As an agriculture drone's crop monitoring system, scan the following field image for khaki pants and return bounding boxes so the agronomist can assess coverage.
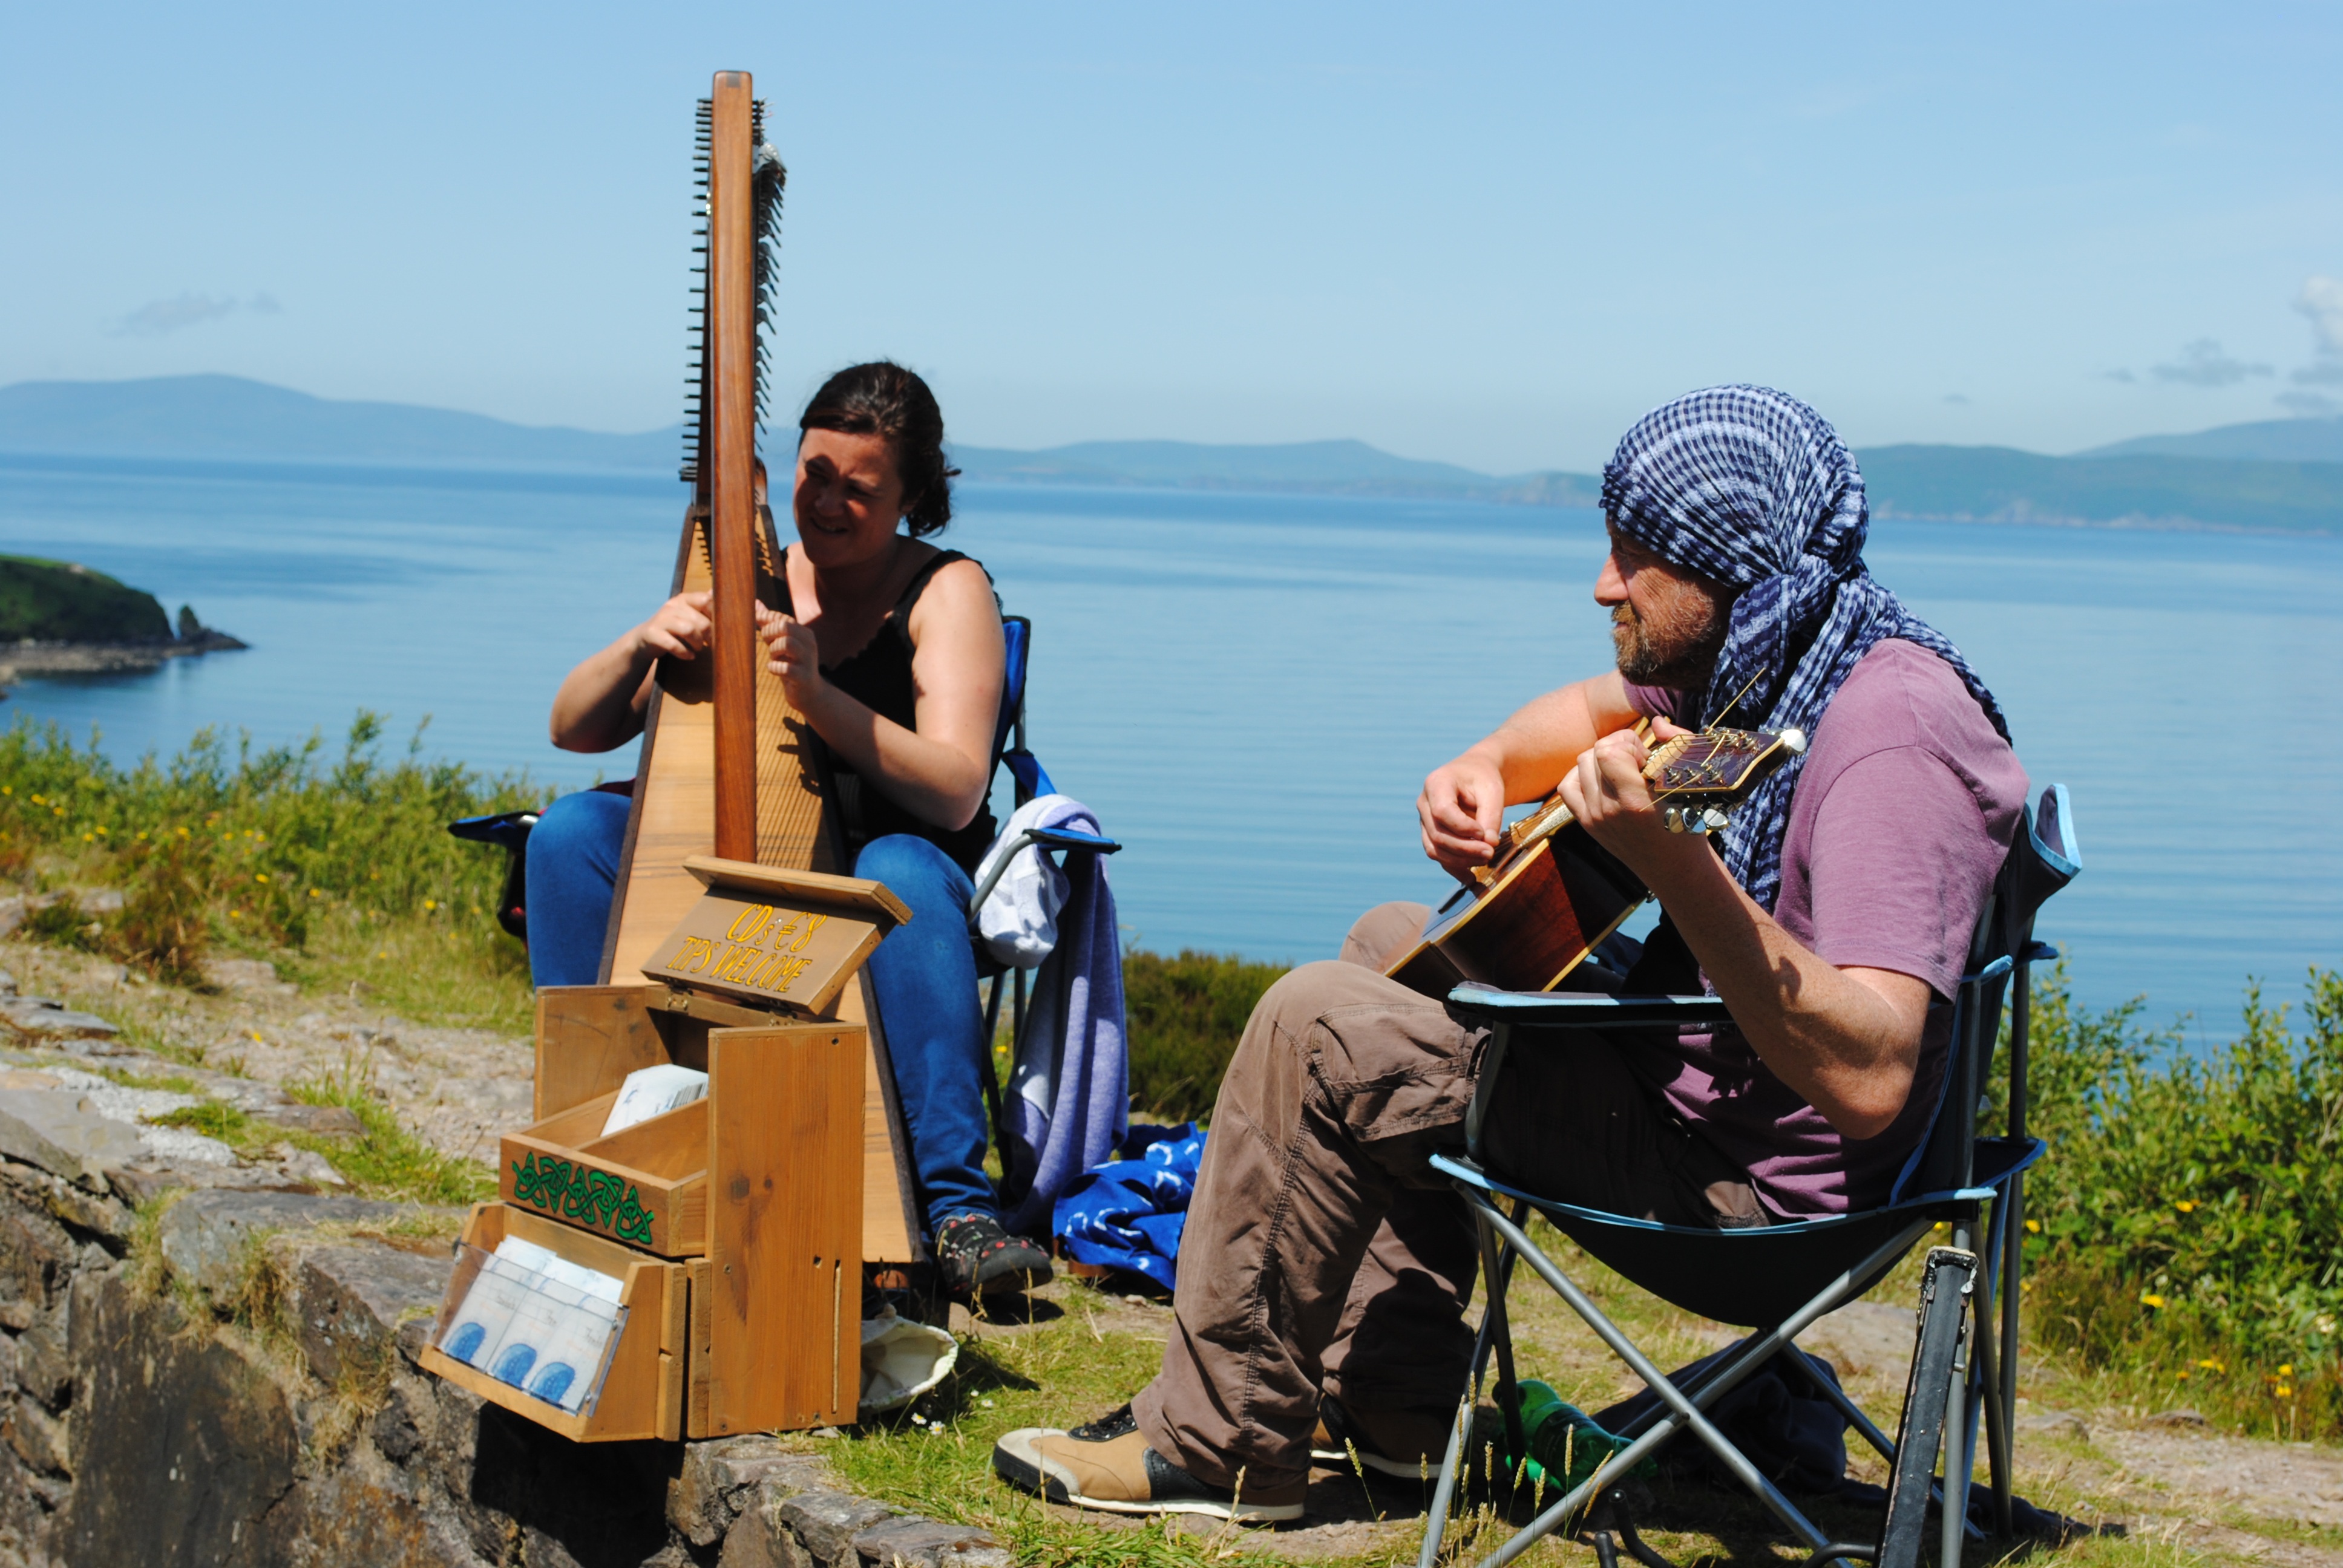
[1132,902,1760,1495]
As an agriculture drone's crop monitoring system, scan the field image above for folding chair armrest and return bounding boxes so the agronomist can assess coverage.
[2022,940,2058,964]
[1025,827,1121,853]
[1960,954,2016,988]
[966,827,1126,925]
[1446,986,1733,1030]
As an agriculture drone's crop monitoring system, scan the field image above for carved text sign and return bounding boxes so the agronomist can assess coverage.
[643,857,908,1017]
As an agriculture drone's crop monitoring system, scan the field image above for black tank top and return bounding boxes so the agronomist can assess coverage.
[775,545,1000,875]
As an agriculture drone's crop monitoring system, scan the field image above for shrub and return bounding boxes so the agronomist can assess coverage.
[0,711,546,1027]
[1121,947,1288,1122]
[2017,965,2343,1438]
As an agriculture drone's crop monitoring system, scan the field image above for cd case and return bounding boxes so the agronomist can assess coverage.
[431,1242,631,1417]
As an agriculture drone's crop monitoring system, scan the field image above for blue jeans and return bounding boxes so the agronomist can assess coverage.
[525,789,634,988]
[523,800,998,1231]
[854,834,997,1230]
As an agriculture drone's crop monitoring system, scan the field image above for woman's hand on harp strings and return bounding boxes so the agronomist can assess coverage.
[629,591,715,662]
[1418,752,1508,884]
[755,602,825,709]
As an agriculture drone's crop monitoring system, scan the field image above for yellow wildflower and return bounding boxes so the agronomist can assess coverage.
[2024,1218,2041,1233]
[176,826,188,837]
[2279,1364,2294,1376]
[2278,1386,2295,1399]
[2198,1358,2224,1371]
[424,898,437,911]
[93,825,106,835]
[81,833,93,842]
[2175,1368,2190,1379]
[135,831,147,841]
[308,888,321,899]
[2174,1200,2196,1213]
[254,873,268,883]
[2140,1293,2166,1309]
[248,1031,263,1044]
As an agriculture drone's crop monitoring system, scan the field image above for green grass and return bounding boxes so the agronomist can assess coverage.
[0,710,543,1032]
[1122,948,1288,1122]
[146,1069,493,1207]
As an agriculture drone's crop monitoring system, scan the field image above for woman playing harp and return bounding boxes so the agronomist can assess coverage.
[529,361,1053,1301]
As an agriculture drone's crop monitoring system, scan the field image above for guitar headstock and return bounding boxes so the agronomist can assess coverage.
[1642,725,1807,833]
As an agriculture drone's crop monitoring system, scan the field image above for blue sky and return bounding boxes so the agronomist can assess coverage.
[4,2,2339,473]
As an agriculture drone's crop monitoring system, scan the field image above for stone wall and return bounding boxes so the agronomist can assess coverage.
[0,1144,1003,1567]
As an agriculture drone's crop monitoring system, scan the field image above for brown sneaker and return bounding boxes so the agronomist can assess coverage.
[993,1405,1305,1523]
[1309,1395,1457,1479]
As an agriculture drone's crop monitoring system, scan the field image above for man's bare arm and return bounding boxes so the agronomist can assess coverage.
[1559,728,1932,1139]
[1417,671,1643,880]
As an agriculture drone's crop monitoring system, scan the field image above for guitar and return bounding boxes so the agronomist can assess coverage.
[1383,724,1808,998]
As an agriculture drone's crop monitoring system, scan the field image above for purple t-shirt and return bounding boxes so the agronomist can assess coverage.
[1624,639,2028,1217]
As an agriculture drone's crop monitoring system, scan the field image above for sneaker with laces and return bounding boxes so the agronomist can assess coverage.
[934,1212,1053,1298]
[993,1405,1305,1522]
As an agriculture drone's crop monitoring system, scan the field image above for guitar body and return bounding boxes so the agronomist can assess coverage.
[1384,823,1647,996]
[1384,723,1806,999]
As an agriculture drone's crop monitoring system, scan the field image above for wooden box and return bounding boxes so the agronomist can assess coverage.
[417,1203,687,1443]
[453,992,865,1438]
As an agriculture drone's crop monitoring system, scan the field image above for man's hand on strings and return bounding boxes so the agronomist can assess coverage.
[756,603,825,709]
[1558,718,1705,877]
[1418,753,1507,884]
[629,592,713,662]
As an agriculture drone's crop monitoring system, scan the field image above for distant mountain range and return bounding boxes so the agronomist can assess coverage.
[4,373,2340,532]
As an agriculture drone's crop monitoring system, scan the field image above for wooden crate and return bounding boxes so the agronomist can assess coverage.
[417,1203,687,1443]
[442,1007,864,1439]
[532,981,915,1264]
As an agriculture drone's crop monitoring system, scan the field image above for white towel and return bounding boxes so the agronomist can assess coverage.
[974,794,1083,969]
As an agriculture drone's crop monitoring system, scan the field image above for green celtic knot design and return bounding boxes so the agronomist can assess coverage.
[509,1151,656,1248]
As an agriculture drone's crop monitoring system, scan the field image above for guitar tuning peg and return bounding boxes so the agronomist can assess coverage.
[1780,728,1808,756]
[1700,806,1731,832]
[1662,806,1688,834]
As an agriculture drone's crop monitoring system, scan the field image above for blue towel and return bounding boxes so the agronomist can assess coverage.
[1052,1123,1207,1290]
[999,797,1129,1235]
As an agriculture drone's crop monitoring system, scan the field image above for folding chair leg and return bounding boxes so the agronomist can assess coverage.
[1417,1205,1526,1568]
[980,973,1009,1155]
[1474,1209,1528,1463]
[1879,1244,1977,1568]
[1993,1175,2026,1534]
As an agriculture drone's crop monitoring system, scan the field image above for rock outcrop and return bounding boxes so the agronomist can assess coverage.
[0,1036,1003,1568]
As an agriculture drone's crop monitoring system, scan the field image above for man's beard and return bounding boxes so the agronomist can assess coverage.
[1611,598,1727,688]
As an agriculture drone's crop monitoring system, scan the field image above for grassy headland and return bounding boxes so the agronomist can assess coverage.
[2,713,2336,1458]
[0,554,171,642]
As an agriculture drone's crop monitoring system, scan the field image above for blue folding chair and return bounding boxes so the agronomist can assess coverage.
[971,614,1122,1149]
[1416,785,2080,1568]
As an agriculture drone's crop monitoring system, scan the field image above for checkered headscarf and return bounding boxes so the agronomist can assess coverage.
[1601,385,2009,913]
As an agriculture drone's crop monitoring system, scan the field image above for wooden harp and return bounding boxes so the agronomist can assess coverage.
[594,71,922,1263]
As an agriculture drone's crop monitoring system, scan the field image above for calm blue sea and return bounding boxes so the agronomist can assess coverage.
[5,450,2338,1040]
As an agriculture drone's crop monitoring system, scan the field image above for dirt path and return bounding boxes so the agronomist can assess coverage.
[0,939,533,1167]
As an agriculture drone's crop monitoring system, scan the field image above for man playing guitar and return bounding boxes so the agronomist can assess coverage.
[994,386,2028,1521]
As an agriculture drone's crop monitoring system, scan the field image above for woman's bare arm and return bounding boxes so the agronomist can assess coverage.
[549,591,712,753]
